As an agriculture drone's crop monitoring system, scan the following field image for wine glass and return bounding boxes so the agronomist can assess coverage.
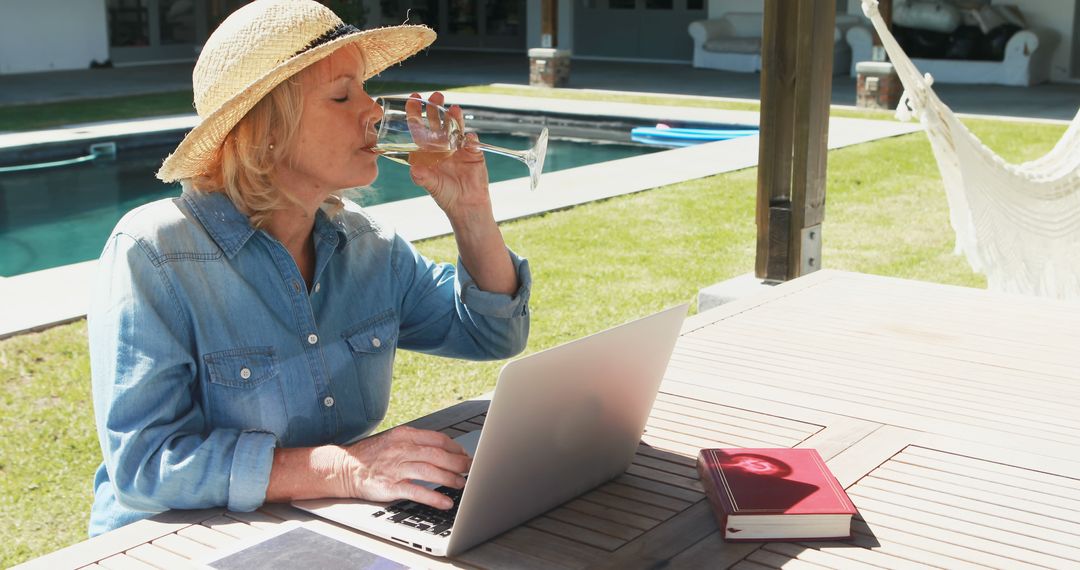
[373,96,549,192]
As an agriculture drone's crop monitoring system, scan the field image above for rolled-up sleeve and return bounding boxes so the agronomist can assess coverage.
[89,233,277,518]
[393,234,531,360]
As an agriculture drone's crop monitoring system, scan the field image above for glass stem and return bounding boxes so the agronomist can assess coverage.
[474,141,530,165]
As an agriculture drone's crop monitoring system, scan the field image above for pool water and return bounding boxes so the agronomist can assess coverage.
[0,133,661,277]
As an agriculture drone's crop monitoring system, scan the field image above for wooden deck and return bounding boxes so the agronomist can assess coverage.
[18,269,1080,569]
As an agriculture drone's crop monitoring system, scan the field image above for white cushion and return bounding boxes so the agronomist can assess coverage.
[703,37,761,54]
[894,0,961,33]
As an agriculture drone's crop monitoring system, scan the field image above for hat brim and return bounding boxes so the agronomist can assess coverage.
[157,25,435,182]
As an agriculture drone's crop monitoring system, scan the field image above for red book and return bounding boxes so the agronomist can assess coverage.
[696,448,857,542]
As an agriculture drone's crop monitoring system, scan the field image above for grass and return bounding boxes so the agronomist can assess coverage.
[0,81,448,132]
[0,88,1067,566]
[0,80,901,134]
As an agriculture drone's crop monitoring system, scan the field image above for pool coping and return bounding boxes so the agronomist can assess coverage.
[0,93,921,339]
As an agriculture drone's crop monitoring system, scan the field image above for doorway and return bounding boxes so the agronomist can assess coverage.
[379,0,526,51]
[573,0,705,62]
[107,0,247,65]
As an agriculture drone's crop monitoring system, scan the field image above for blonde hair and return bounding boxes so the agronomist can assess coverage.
[187,45,366,229]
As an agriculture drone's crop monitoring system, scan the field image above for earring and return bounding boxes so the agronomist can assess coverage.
[268,143,275,150]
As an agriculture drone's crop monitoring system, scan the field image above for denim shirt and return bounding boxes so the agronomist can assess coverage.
[87,189,531,536]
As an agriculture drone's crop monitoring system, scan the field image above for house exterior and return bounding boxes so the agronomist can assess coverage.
[1,0,1077,82]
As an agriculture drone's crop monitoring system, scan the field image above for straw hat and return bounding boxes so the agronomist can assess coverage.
[157,0,435,182]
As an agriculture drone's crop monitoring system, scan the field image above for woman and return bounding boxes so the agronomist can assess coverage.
[87,0,530,536]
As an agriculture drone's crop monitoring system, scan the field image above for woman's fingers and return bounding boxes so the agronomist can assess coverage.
[395,481,456,510]
[395,426,471,456]
[400,461,467,489]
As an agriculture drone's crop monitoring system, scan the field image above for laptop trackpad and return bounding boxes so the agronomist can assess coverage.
[415,430,480,490]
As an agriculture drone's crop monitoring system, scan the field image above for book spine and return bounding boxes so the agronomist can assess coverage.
[696,453,730,535]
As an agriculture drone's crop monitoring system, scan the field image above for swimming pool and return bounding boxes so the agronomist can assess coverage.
[0,132,662,277]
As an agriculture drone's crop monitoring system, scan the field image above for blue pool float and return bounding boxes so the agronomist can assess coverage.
[631,126,758,147]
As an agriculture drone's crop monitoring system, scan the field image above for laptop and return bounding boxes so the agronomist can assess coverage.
[293,303,689,557]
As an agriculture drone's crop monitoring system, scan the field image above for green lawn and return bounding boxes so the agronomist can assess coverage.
[0,91,1066,566]
[0,81,448,133]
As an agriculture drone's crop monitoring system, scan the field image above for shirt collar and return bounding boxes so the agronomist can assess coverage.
[182,189,354,257]
[181,189,256,259]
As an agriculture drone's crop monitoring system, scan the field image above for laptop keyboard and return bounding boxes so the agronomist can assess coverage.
[371,485,462,537]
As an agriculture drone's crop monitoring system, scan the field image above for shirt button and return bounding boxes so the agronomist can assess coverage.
[314,282,321,293]
[371,337,381,348]
[239,367,251,380]
[292,281,302,294]
[307,334,319,345]
[323,396,335,407]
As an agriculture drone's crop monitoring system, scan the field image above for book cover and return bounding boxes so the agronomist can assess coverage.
[697,448,857,542]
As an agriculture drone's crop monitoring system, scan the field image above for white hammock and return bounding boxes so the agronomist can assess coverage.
[861,0,1080,300]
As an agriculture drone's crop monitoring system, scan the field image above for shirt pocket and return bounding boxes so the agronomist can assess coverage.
[203,346,289,439]
[343,310,399,423]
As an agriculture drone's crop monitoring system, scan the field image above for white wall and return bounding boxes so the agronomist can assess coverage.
[0,0,109,74]
[1003,0,1075,81]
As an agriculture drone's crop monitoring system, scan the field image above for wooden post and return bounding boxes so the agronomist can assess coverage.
[873,0,892,56]
[540,0,558,48]
[755,0,835,282]
[531,0,570,87]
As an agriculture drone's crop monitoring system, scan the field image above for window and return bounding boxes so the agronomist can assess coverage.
[159,0,196,45]
[107,0,149,47]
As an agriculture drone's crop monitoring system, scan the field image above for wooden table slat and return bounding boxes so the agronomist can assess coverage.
[853,493,1080,564]
[667,346,1080,437]
[579,489,680,521]
[854,510,1050,570]
[200,514,266,540]
[841,527,990,570]
[650,397,817,439]
[94,554,157,570]
[870,463,1080,516]
[149,534,215,560]
[123,544,204,570]
[633,442,698,466]
[855,476,1080,536]
[630,453,700,480]
[560,497,661,530]
[896,447,1080,499]
[648,406,810,445]
[745,545,836,569]
[176,524,238,550]
[543,505,644,541]
[849,484,1080,552]
[612,473,703,504]
[797,539,941,570]
[491,526,606,568]
[455,540,575,570]
[674,332,1080,410]
[597,500,716,569]
[224,509,289,530]
[624,463,703,493]
[526,517,626,551]
[663,534,761,569]
[763,542,883,570]
[654,391,822,432]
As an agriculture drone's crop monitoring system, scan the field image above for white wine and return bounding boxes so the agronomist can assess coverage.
[372,143,454,168]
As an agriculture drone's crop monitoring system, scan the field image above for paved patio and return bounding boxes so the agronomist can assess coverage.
[1,51,1078,121]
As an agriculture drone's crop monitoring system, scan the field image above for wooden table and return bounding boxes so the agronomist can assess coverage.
[19,270,1080,569]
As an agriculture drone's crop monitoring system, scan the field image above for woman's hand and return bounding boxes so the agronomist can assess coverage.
[266,426,472,510]
[405,91,491,224]
[400,91,518,296]
[334,426,472,509]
